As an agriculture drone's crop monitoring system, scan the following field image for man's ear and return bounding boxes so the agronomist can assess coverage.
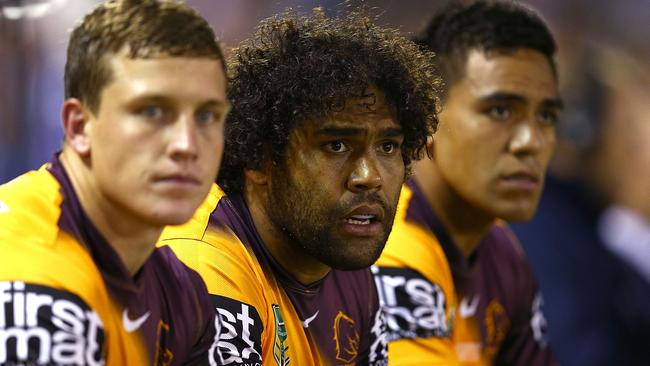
[425,134,435,160]
[244,169,269,186]
[61,98,92,157]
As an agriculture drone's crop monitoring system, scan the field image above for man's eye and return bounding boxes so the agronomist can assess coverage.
[324,141,348,153]
[141,106,164,120]
[378,141,398,154]
[487,106,511,121]
[537,110,559,125]
[196,110,217,125]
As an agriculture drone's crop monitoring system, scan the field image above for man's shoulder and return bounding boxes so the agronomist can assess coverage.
[379,217,451,283]
[0,225,110,303]
[0,166,63,244]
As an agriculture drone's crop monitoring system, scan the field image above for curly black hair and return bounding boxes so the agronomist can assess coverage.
[218,8,441,195]
[415,0,557,94]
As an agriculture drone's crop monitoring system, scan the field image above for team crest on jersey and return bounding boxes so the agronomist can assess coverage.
[483,299,510,360]
[271,304,290,366]
[0,281,106,365]
[372,266,451,341]
[333,311,360,363]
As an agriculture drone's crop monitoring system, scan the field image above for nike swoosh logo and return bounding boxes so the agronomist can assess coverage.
[301,310,319,328]
[0,199,8,214]
[122,309,150,333]
[459,295,479,318]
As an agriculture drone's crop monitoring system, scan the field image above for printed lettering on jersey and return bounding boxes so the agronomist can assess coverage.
[372,266,451,341]
[367,307,388,366]
[210,295,263,366]
[0,281,106,365]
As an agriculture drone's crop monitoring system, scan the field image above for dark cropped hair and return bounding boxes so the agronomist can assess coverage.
[218,8,442,195]
[65,0,224,113]
[415,0,557,94]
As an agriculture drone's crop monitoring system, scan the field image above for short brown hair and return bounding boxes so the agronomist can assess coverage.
[64,0,224,113]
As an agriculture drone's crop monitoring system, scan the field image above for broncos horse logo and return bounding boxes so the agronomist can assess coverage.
[333,311,360,364]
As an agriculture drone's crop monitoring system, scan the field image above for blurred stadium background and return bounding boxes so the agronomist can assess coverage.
[1,0,648,183]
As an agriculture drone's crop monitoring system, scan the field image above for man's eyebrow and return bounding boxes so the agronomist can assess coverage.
[201,99,232,110]
[315,127,366,137]
[541,98,564,110]
[478,92,527,104]
[478,92,564,110]
[127,94,231,109]
[314,126,403,137]
[380,127,404,137]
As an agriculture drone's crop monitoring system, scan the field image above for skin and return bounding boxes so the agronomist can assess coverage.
[245,87,406,284]
[415,49,562,256]
[60,53,229,274]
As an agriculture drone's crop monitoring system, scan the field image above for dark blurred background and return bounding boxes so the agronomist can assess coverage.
[1,0,648,183]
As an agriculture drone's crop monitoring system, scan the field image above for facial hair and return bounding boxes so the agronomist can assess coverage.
[266,166,396,271]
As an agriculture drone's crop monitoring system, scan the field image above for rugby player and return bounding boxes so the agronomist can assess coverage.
[0,1,229,364]
[374,1,562,365]
[159,8,441,365]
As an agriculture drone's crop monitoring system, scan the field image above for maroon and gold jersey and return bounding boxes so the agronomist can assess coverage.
[0,156,217,365]
[160,184,388,366]
[375,181,555,366]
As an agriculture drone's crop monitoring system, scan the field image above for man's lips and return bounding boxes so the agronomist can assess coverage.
[343,204,385,223]
[498,171,541,191]
[340,204,385,236]
[153,173,202,186]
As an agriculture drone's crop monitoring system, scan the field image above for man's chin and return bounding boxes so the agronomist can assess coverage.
[144,206,197,227]
[497,208,537,223]
[322,245,386,271]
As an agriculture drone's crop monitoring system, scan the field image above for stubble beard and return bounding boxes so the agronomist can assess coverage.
[266,169,395,272]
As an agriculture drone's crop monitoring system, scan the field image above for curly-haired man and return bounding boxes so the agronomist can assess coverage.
[374,1,562,365]
[160,8,440,366]
[0,1,229,364]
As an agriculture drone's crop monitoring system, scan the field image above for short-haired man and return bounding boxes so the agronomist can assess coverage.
[374,1,562,365]
[0,1,229,364]
[159,9,440,365]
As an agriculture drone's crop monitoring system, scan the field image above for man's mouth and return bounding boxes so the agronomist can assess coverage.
[345,214,377,225]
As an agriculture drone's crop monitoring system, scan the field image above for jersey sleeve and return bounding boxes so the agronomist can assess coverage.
[161,229,268,366]
[374,221,459,365]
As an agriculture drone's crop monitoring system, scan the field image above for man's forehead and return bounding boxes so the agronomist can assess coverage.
[329,85,393,116]
[462,48,559,101]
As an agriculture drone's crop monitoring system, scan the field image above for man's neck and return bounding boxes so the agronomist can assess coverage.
[414,159,494,258]
[60,150,161,276]
[244,185,330,285]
